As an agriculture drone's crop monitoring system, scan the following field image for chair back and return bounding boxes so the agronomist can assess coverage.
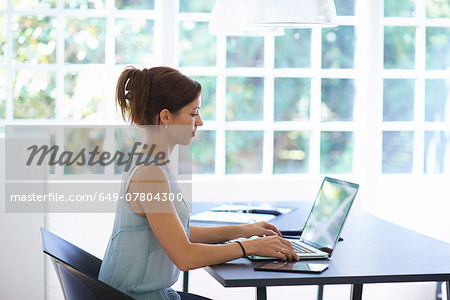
[40,228,134,300]
[41,228,101,277]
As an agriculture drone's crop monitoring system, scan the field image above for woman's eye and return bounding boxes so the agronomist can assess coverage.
[191,114,198,117]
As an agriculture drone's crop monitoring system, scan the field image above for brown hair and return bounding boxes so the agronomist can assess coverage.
[116,66,201,125]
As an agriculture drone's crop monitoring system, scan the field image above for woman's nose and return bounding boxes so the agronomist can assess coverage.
[196,114,203,127]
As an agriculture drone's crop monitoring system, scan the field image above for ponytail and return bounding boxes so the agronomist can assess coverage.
[116,66,153,125]
[115,66,201,125]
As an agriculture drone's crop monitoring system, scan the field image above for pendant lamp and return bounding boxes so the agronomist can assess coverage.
[208,0,285,36]
[247,0,337,28]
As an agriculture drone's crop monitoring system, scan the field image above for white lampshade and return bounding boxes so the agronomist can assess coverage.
[247,0,337,28]
[209,0,285,36]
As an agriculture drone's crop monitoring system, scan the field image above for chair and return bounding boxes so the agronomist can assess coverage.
[40,228,134,300]
[41,228,211,300]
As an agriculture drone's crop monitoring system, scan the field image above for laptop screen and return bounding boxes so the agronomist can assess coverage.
[300,177,359,253]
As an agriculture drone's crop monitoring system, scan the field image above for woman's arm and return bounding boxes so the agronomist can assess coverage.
[143,212,296,271]
[189,225,243,244]
[128,165,298,271]
[189,222,282,244]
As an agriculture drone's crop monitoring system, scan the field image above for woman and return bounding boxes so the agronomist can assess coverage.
[99,66,298,300]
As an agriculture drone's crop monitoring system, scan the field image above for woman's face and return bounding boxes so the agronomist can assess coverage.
[168,96,203,145]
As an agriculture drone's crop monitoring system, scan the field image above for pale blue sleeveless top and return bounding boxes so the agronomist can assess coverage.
[99,157,190,300]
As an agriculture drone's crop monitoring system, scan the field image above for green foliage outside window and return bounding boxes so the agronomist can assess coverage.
[2,0,448,175]
[274,78,310,121]
[425,79,449,122]
[334,0,355,16]
[321,79,354,121]
[64,128,105,174]
[179,0,214,12]
[0,15,6,64]
[273,131,310,174]
[426,0,450,18]
[383,79,414,122]
[226,77,263,121]
[13,16,56,64]
[0,71,5,119]
[191,131,216,174]
[226,131,263,174]
[384,0,416,17]
[65,0,105,9]
[426,27,450,70]
[14,71,56,119]
[115,0,154,10]
[179,21,216,67]
[13,0,55,8]
[65,17,106,64]
[322,26,355,69]
[382,131,414,173]
[275,29,311,68]
[227,36,264,68]
[320,132,354,174]
[384,26,416,69]
[191,76,216,121]
[115,18,154,64]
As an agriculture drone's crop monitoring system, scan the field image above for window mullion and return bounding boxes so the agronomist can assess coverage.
[263,35,274,176]
[413,0,427,175]
[216,35,226,176]
[156,0,178,67]
[353,0,367,181]
[359,0,384,213]
[6,0,13,121]
[104,1,115,66]
[309,27,322,175]
[55,0,64,121]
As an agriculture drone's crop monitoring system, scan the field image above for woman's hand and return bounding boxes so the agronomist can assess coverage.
[242,235,299,261]
[239,221,282,239]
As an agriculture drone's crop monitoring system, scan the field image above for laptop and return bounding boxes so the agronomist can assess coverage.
[248,177,359,260]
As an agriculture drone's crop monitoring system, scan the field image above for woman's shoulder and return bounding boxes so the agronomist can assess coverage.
[131,163,169,183]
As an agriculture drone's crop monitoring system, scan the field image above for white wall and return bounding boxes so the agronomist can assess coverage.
[0,137,45,300]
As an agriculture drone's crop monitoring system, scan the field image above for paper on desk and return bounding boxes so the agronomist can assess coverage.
[212,204,292,214]
[190,211,274,224]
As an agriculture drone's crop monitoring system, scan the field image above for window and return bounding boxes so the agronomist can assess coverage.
[3,0,448,179]
[1,0,156,124]
[179,0,359,177]
[382,0,450,175]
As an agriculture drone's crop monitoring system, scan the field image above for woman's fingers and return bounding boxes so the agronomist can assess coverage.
[263,229,278,236]
[263,222,282,237]
[251,235,299,261]
[275,237,298,261]
[276,236,295,250]
[274,250,287,261]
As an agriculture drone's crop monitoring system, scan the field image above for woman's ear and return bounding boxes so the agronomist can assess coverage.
[159,109,171,125]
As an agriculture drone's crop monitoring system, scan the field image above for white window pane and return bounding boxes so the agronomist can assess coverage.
[382,131,414,173]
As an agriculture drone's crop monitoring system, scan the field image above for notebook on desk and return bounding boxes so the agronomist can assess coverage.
[248,177,359,260]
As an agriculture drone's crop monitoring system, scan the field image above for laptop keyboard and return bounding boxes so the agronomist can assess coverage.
[291,241,315,254]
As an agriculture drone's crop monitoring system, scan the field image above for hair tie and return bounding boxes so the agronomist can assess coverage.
[124,70,137,100]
